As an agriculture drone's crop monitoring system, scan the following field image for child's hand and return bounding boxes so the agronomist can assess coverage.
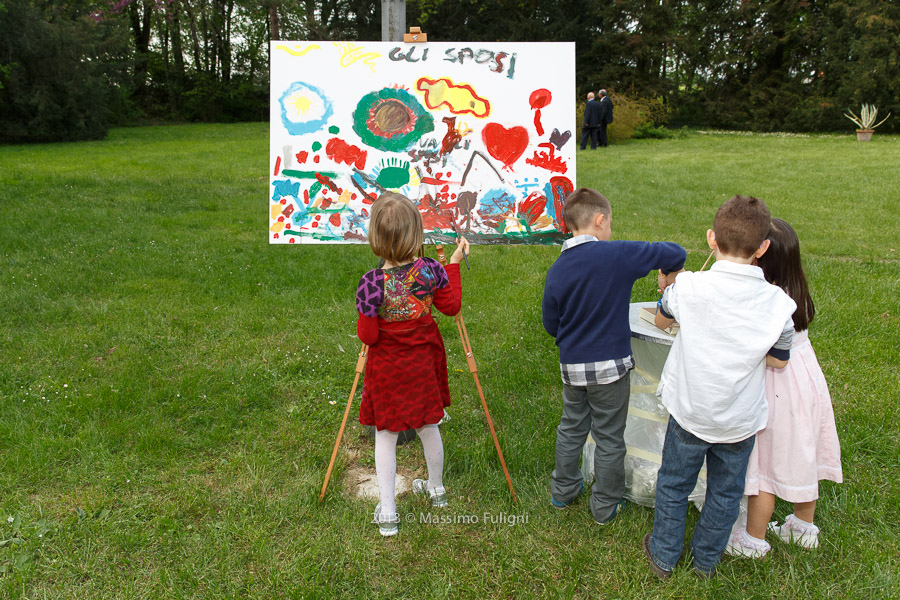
[450,237,470,265]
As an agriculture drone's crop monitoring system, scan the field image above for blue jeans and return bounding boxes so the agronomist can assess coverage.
[648,417,755,575]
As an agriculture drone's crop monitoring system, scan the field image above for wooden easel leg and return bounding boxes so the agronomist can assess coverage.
[319,344,368,502]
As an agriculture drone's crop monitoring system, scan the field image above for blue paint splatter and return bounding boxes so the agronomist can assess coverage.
[272,179,301,202]
[543,182,558,223]
[279,81,334,136]
[345,209,369,235]
[479,188,515,218]
[291,203,314,228]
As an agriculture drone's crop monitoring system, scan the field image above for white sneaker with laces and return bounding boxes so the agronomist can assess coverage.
[412,479,448,508]
[769,514,819,549]
[725,527,771,559]
[373,502,400,537]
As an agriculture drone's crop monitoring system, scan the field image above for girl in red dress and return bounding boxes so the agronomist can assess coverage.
[356,192,469,536]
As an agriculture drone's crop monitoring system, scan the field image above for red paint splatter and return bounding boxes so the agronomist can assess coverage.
[280,198,287,205]
[419,193,456,230]
[525,142,568,174]
[289,238,295,243]
[482,123,529,169]
[313,155,320,163]
[529,89,552,109]
[274,233,280,239]
[282,204,294,218]
[362,208,369,217]
[277,215,284,222]
[312,221,319,228]
[550,175,574,233]
[285,223,291,229]
[362,194,376,205]
[325,138,368,170]
[320,197,333,210]
[296,151,308,164]
[274,156,282,176]
[329,213,341,226]
[519,192,547,225]
[315,172,339,193]
[351,193,357,200]
[529,89,552,136]
[303,189,310,204]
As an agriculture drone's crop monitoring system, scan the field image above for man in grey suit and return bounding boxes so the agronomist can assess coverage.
[580,92,602,150]
[597,89,614,148]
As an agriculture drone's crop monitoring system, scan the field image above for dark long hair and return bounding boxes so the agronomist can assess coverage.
[757,218,815,331]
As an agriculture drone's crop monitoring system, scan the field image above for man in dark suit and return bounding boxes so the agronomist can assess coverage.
[597,89,613,148]
[580,92,602,150]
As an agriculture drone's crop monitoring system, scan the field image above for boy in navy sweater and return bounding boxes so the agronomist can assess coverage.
[542,188,686,524]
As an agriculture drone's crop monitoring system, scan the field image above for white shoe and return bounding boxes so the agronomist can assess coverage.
[725,527,771,559]
[373,503,399,537]
[769,514,819,549]
[412,479,448,508]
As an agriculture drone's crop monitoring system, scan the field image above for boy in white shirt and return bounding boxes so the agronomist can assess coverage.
[642,195,796,579]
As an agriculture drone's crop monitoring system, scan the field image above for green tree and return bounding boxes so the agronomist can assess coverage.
[0,0,128,142]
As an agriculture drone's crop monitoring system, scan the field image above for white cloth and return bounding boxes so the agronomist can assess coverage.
[657,260,796,443]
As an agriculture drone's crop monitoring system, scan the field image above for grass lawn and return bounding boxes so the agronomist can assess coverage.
[1,124,898,598]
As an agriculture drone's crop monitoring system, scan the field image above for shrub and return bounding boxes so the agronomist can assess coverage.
[632,123,677,139]
[575,92,670,144]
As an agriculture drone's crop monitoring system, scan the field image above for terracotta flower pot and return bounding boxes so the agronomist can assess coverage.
[856,129,874,142]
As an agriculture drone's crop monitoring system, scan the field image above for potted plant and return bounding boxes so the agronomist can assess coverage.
[844,104,892,141]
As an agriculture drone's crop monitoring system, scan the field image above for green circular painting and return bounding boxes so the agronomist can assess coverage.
[352,87,434,152]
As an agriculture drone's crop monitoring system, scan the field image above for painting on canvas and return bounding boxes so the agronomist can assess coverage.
[269,41,576,244]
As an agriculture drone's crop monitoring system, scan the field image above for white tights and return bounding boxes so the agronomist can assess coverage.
[375,424,444,517]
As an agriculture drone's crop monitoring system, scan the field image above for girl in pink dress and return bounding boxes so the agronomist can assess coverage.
[727,218,843,558]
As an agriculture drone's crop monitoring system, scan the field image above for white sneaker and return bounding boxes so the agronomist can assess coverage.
[725,527,771,559]
[412,479,448,508]
[373,503,399,537]
[769,514,819,549]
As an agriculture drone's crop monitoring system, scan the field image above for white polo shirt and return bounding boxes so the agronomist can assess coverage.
[657,260,796,443]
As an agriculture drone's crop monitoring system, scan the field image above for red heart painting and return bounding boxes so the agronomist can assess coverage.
[482,123,529,168]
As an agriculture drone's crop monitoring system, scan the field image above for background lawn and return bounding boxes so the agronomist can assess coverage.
[1,124,898,598]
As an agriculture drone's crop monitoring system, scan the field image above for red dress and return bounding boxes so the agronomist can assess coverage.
[356,257,461,432]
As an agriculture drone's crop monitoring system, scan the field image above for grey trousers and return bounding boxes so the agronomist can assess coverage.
[551,375,630,522]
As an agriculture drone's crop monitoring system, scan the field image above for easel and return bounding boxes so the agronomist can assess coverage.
[320,24,517,499]
[319,240,518,503]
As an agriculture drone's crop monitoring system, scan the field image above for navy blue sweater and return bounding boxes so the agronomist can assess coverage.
[542,239,686,364]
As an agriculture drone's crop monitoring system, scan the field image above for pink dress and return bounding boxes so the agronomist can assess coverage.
[745,329,843,502]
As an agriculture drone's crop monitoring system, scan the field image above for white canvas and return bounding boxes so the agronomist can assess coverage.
[269,41,576,244]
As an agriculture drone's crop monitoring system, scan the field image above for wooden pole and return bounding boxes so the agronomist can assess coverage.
[700,249,715,272]
[319,344,369,502]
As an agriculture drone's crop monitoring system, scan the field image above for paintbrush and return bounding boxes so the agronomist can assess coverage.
[452,224,470,270]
